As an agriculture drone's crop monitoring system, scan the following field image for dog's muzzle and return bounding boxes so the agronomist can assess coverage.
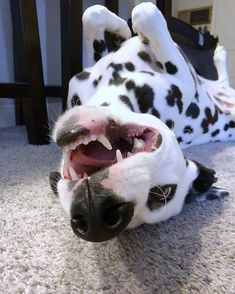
[70,178,134,242]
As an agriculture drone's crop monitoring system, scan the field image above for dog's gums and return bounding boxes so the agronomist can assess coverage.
[61,123,162,180]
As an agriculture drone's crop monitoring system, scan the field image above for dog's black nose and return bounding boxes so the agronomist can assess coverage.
[70,179,134,242]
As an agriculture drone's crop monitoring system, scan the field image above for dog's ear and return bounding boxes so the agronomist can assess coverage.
[192,160,218,193]
[49,171,61,196]
[186,160,228,203]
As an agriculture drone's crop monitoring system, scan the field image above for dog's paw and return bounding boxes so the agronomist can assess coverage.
[202,186,229,201]
[49,171,61,196]
[186,186,229,203]
[132,2,166,38]
[214,45,227,64]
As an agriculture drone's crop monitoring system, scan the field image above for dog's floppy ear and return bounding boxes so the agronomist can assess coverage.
[49,171,61,196]
[186,160,228,203]
[192,160,218,193]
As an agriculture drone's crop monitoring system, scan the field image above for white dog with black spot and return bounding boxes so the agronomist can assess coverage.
[51,3,233,242]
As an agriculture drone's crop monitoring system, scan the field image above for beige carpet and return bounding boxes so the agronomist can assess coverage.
[0,126,234,294]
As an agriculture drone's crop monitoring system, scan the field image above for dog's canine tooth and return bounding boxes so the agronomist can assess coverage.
[69,142,78,150]
[98,135,112,150]
[63,150,71,167]
[116,149,124,162]
[69,166,79,180]
[83,172,91,180]
[134,138,144,149]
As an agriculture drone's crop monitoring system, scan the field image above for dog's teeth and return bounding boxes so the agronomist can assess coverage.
[63,150,71,167]
[69,167,79,181]
[134,138,144,149]
[70,143,78,150]
[116,149,124,162]
[127,152,133,157]
[90,135,97,141]
[98,135,112,150]
[83,137,90,145]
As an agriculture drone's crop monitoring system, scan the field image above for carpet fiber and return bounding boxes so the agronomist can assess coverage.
[0,126,234,293]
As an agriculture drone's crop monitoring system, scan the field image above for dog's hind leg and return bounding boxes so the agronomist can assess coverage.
[83,5,131,67]
[132,3,196,98]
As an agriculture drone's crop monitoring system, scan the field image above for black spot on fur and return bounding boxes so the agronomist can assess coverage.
[211,129,220,137]
[177,137,183,143]
[119,95,134,111]
[104,31,126,52]
[93,39,106,54]
[93,75,102,87]
[183,125,193,134]
[125,80,136,91]
[165,119,174,129]
[113,63,123,71]
[140,71,154,76]
[165,61,178,74]
[71,94,81,107]
[101,102,110,107]
[109,72,126,86]
[166,85,183,113]
[156,61,163,70]
[125,62,135,71]
[93,80,98,87]
[142,39,149,45]
[75,71,90,80]
[138,51,152,63]
[151,108,161,119]
[108,62,123,72]
[201,107,218,134]
[195,91,199,101]
[147,184,177,210]
[224,121,235,131]
[185,103,200,119]
[134,84,154,113]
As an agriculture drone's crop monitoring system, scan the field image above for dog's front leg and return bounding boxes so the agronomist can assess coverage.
[132,3,195,98]
[83,5,131,66]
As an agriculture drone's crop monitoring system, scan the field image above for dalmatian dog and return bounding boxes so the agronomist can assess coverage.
[51,3,234,242]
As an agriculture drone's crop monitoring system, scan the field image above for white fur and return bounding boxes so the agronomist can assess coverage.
[53,3,234,229]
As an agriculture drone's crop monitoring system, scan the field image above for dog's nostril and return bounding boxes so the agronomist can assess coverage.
[71,215,89,234]
[103,204,124,227]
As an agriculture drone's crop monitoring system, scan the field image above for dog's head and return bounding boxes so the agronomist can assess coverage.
[51,105,198,242]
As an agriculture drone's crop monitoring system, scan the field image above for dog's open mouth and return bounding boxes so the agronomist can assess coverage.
[61,121,162,180]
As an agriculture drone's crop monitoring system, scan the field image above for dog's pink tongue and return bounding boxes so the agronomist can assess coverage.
[70,142,116,175]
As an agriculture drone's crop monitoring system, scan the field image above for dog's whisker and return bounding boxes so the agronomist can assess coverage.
[149,184,168,206]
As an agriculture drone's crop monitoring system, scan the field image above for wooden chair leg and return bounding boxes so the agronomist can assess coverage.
[20,0,49,144]
[10,0,26,125]
[60,0,83,112]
